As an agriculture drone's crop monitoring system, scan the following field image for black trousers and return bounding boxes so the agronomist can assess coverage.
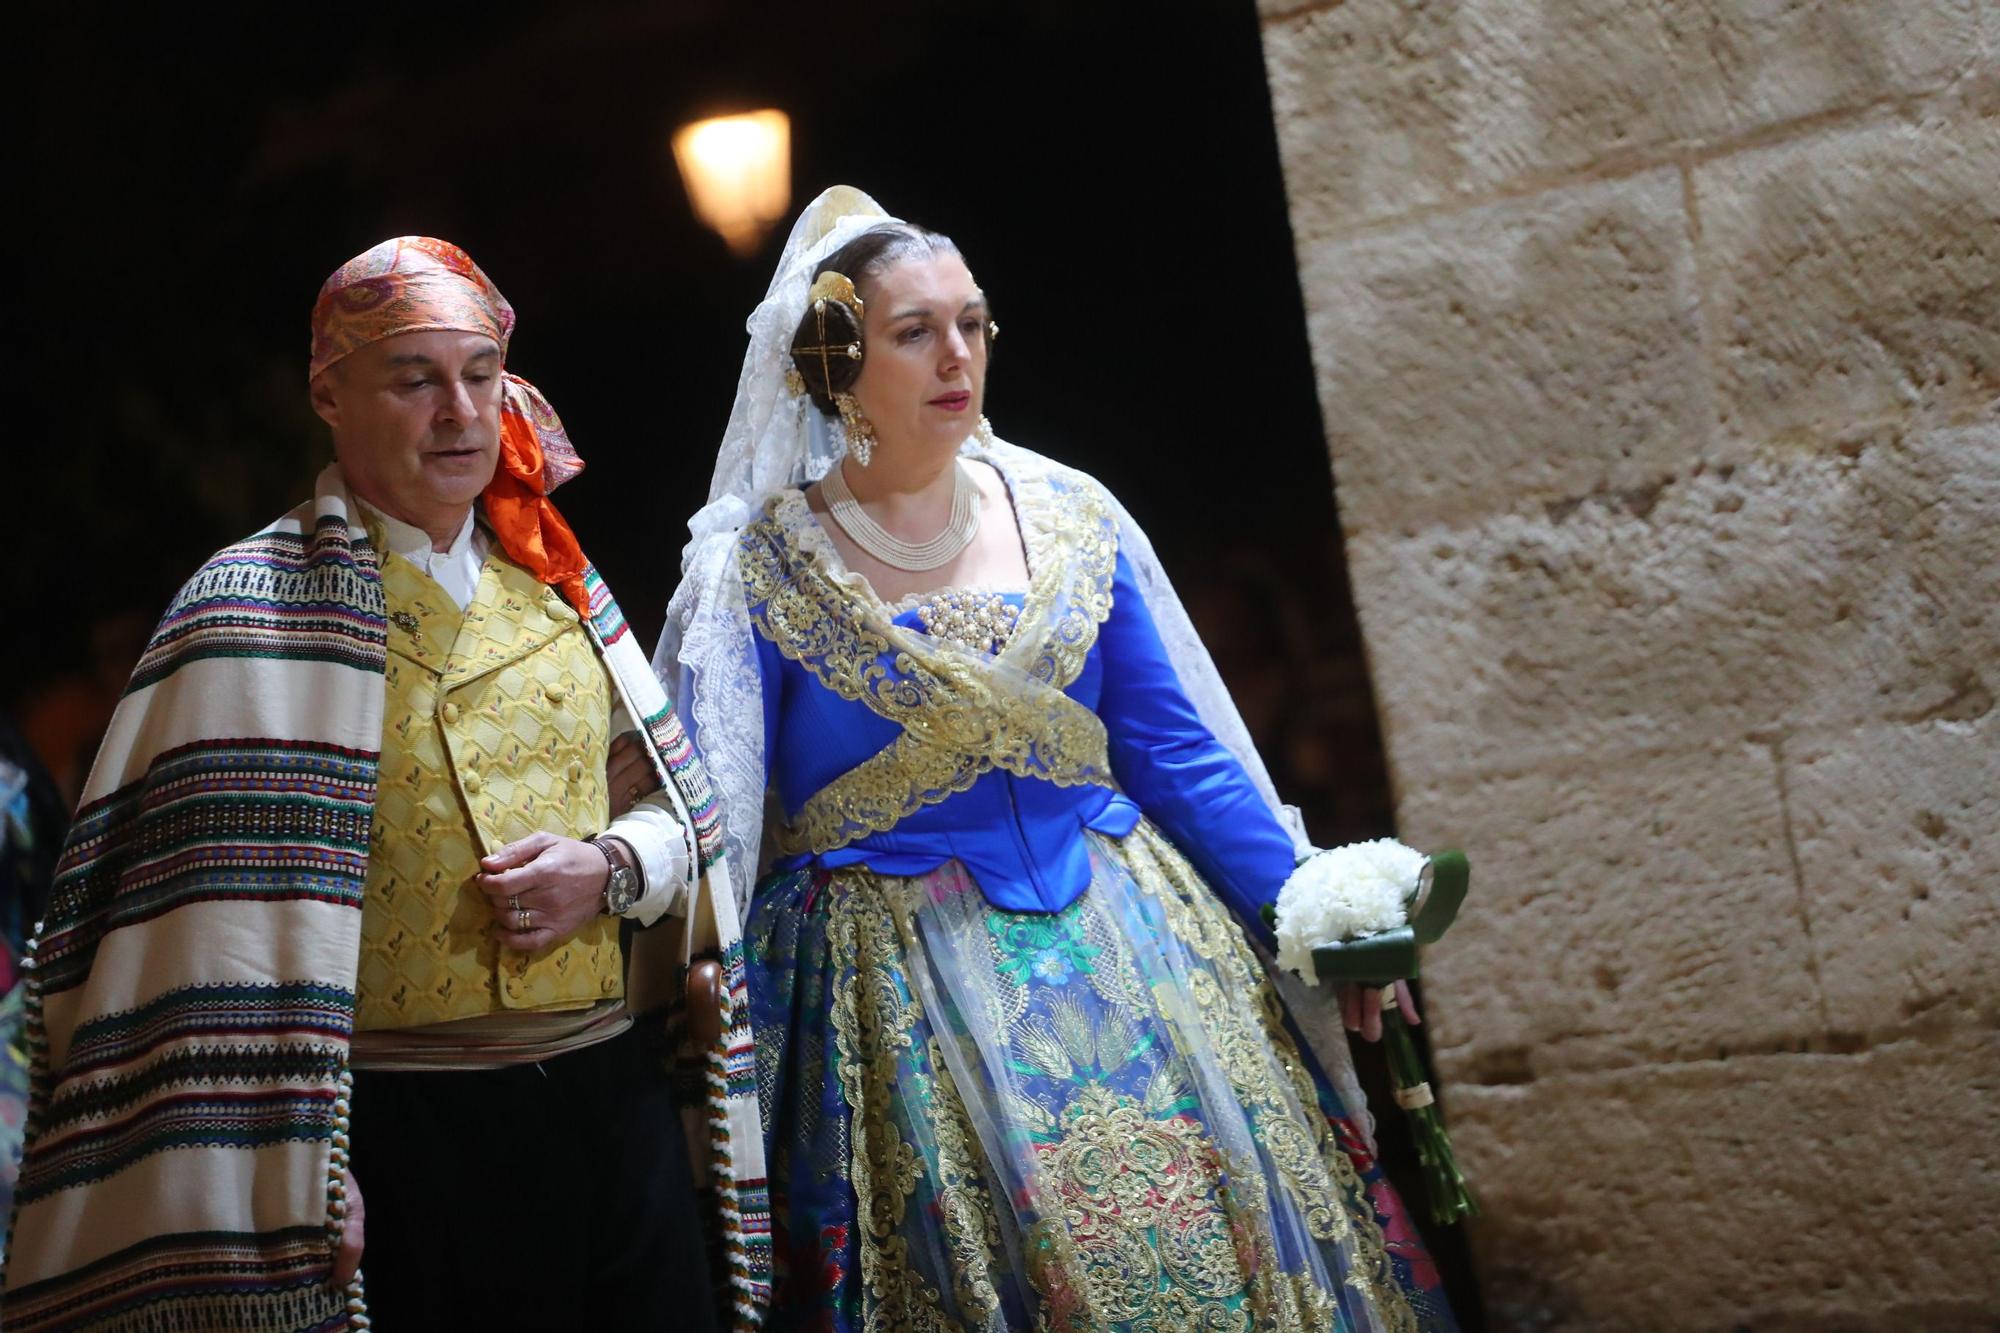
[347,1020,718,1330]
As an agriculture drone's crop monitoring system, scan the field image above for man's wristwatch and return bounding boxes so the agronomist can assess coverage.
[590,836,642,916]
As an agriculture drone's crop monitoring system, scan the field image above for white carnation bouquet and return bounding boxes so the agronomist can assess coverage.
[1266,840,1478,1226]
[1274,838,1431,985]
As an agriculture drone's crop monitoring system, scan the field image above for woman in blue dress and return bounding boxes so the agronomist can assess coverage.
[660,187,1454,1333]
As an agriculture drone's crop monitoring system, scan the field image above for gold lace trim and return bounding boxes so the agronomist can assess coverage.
[779,667,1114,857]
[1120,829,1419,1328]
[826,878,1002,1328]
[741,456,1121,856]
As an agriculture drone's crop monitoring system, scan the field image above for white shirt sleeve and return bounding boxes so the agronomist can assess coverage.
[604,799,692,925]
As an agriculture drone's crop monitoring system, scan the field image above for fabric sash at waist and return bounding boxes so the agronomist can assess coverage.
[349,1000,632,1071]
[774,664,1115,858]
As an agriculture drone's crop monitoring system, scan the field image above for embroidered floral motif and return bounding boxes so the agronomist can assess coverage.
[1030,1085,1245,1325]
[990,911,1101,987]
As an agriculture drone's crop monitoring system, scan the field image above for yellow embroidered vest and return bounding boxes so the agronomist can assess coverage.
[355,540,623,1031]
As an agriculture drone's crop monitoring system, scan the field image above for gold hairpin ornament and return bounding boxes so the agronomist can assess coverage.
[807,270,865,322]
[797,270,866,391]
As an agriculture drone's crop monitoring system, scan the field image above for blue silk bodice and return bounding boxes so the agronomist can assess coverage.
[724,474,1298,934]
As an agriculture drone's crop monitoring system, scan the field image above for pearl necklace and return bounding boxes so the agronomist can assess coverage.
[821,460,982,572]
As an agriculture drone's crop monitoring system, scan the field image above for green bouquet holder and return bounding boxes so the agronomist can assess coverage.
[1265,849,1478,1227]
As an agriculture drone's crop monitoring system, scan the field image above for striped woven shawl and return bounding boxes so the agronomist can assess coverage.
[3,466,768,1331]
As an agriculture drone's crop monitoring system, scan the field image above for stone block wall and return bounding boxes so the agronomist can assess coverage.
[1259,2,1998,1327]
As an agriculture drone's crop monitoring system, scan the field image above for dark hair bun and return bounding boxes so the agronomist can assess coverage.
[789,283,864,416]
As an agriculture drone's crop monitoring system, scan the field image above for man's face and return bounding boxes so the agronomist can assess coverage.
[310,329,505,536]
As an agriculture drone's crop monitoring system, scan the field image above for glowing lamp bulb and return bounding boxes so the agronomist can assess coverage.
[672,110,792,258]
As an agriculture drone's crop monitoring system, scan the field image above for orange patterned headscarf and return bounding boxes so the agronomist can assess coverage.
[310,237,591,612]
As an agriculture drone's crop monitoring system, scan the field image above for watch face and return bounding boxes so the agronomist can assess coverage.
[609,866,638,913]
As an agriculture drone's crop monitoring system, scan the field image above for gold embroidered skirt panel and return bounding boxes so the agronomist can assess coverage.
[747,823,1454,1333]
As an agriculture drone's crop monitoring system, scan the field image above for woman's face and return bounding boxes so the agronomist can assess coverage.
[850,253,989,461]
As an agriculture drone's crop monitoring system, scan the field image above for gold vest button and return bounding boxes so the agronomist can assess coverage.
[462,769,482,794]
[504,977,523,999]
[441,701,461,725]
[568,761,584,784]
[546,684,569,704]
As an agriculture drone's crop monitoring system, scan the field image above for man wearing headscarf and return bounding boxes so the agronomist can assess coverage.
[4,239,768,1331]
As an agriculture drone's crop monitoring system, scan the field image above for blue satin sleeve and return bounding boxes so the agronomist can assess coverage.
[756,628,783,790]
[1096,548,1298,938]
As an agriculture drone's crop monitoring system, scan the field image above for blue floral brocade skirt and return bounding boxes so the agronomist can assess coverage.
[746,821,1456,1333]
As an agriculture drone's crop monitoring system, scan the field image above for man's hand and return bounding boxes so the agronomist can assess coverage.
[332,1169,364,1285]
[477,831,609,952]
[1338,980,1422,1043]
[607,731,662,818]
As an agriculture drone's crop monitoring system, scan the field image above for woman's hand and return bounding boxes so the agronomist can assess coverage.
[1339,980,1421,1043]
[332,1169,364,1284]
[477,832,610,952]
[607,731,661,818]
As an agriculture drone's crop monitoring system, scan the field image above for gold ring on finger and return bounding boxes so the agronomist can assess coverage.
[516,908,532,931]
[509,895,522,912]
